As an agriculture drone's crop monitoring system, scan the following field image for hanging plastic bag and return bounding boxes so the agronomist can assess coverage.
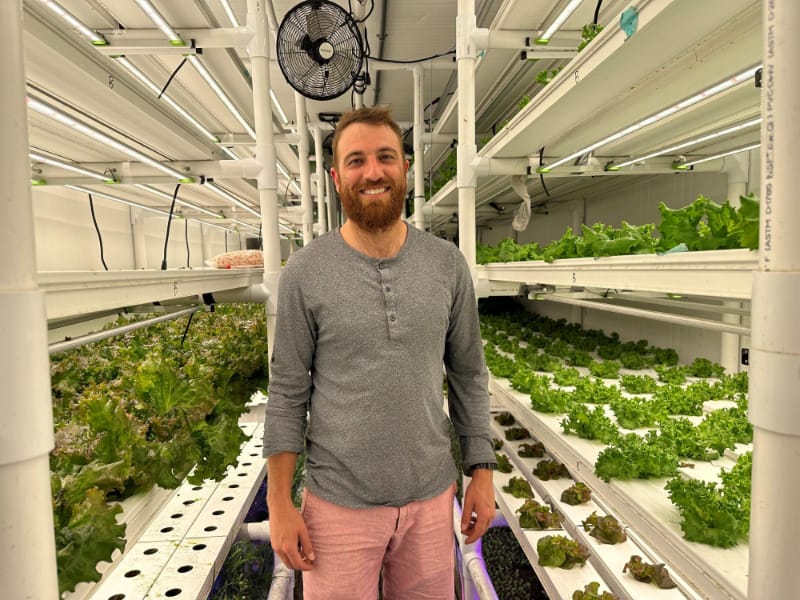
[510,174,531,231]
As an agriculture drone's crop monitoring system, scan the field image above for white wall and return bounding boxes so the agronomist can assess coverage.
[31,187,246,270]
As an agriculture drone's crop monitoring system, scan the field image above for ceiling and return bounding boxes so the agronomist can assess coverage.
[21,0,763,239]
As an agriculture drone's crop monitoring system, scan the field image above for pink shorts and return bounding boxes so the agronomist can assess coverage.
[300,484,456,599]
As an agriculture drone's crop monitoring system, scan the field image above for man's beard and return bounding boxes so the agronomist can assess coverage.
[339,178,406,232]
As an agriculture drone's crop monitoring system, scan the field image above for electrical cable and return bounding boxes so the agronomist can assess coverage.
[160,183,181,270]
[370,49,455,64]
[87,193,109,270]
[180,310,195,347]
[538,147,551,197]
[593,0,603,25]
[348,0,375,23]
[185,218,190,268]
[158,57,188,99]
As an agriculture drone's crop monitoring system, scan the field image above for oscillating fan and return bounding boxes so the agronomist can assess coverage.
[276,0,364,101]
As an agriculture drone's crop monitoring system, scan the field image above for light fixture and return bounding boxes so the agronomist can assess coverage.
[609,118,762,170]
[220,0,240,27]
[115,57,220,143]
[65,184,171,216]
[679,143,761,168]
[221,146,240,160]
[540,65,762,173]
[36,0,108,45]
[204,180,260,217]
[133,0,185,46]
[230,217,260,231]
[135,184,224,218]
[188,56,256,139]
[29,151,116,183]
[537,0,583,43]
[276,161,292,179]
[28,96,192,181]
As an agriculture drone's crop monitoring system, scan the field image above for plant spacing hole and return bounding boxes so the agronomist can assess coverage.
[124,570,140,578]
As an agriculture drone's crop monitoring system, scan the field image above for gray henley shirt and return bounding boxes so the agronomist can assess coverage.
[263,224,494,508]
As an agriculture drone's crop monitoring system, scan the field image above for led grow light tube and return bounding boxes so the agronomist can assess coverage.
[537,0,583,43]
[116,57,219,143]
[230,217,260,231]
[610,118,762,169]
[188,55,256,139]
[204,181,260,217]
[36,0,108,45]
[29,152,114,182]
[276,160,301,194]
[133,0,185,45]
[28,96,191,181]
[220,0,240,27]
[134,184,224,218]
[270,90,290,126]
[680,143,761,168]
[541,65,761,172]
[65,184,171,215]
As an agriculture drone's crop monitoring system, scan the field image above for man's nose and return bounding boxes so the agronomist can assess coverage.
[363,156,383,180]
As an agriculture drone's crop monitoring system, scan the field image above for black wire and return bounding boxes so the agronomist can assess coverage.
[225,231,228,252]
[185,218,190,268]
[538,147,551,197]
[161,183,181,270]
[258,222,263,250]
[593,0,603,25]
[158,57,188,99]
[370,49,456,64]
[180,311,195,347]
[348,0,375,23]
[87,193,109,271]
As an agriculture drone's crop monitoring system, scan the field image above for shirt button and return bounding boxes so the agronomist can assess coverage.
[385,286,391,292]
[378,263,385,270]
[389,314,396,321]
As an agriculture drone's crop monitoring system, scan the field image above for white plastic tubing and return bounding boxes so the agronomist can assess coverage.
[247,0,281,364]
[452,497,500,600]
[747,1,800,598]
[0,1,59,598]
[294,93,314,245]
[456,0,479,272]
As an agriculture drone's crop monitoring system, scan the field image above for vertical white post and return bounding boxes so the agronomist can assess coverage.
[248,0,281,363]
[0,1,59,598]
[413,66,426,230]
[456,0,478,272]
[748,2,800,598]
[294,93,314,245]
[720,158,749,372]
[312,125,328,234]
[130,207,148,269]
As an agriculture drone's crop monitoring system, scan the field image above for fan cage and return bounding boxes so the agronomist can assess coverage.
[276,0,364,101]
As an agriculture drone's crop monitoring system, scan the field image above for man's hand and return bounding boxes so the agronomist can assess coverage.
[460,469,496,544]
[268,499,316,571]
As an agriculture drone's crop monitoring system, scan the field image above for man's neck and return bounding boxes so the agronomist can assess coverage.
[340,219,408,259]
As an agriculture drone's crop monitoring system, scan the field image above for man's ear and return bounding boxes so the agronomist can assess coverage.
[330,167,340,192]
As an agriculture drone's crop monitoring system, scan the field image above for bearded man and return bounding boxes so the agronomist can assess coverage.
[263,106,496,600]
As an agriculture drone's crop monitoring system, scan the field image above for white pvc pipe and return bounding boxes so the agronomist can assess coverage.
[720,172,749,373]
[452,497,499,600]
[0,1,58,597]
[236,521,295,600]
[748,2,800,598]
[130,207,148,269]
[294,94,314,245]
[413,66,426,230]
[456,0,478,273]
[248,0,281,365]
[49,306,200,355]
[539,295,750,335]
[312,125,328,234]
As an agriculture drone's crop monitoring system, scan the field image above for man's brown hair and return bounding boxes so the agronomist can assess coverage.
[331,106,404,168]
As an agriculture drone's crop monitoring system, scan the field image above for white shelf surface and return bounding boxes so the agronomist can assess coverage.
[39,268,264,320]
[490,377,749,600]
[491,420,700,600]
[478,249,758,300]
[69,416,267,600]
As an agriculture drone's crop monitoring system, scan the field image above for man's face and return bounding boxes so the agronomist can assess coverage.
[331,122,408,232]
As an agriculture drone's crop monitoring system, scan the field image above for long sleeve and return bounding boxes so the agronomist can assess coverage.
[444,250,495,471]
[262,257,317,457]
